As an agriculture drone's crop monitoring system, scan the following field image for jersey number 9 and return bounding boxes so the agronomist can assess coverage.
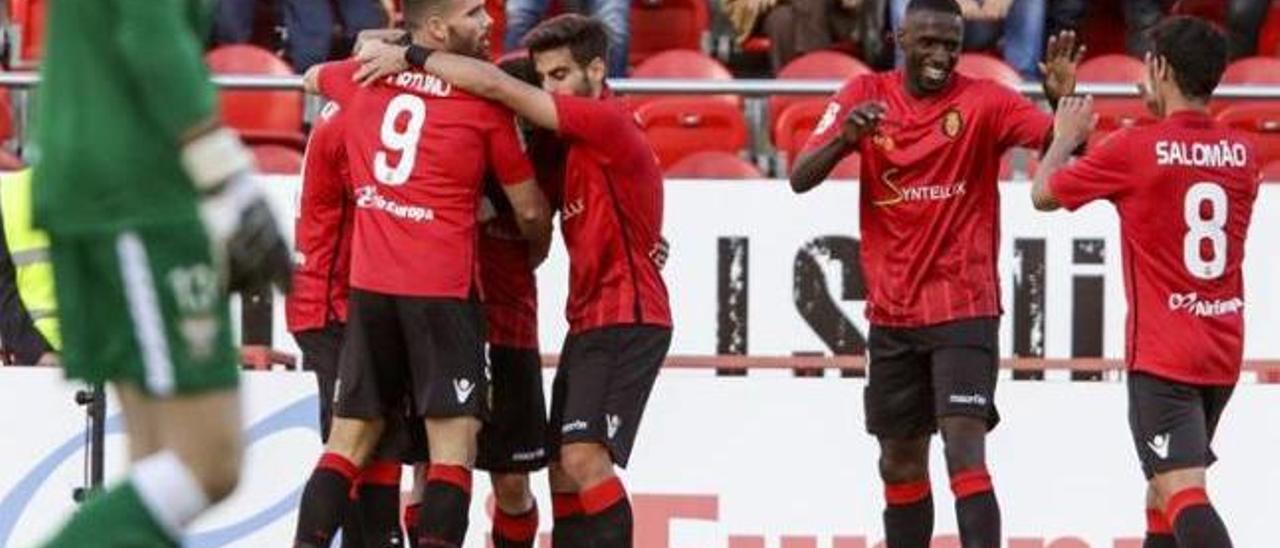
[374,94,427,186]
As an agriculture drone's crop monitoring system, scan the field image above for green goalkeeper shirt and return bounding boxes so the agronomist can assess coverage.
[33,0,217,233]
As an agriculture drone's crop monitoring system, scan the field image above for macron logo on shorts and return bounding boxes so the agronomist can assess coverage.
[948,393,988,406]
[453,378,475,404]
[1148,433,1171,460]
[606,414,622,439]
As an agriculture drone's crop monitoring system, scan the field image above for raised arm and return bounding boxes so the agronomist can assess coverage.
[790,101,885,193]
[790,136,858,194]
[1032,96,1095,211]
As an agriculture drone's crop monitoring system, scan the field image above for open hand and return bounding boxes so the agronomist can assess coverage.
[1040,30,1086,102]
[1053,95,1095,149]
[353,40,409,86]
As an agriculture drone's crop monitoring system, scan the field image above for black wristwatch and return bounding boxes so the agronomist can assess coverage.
[404,44,434,68]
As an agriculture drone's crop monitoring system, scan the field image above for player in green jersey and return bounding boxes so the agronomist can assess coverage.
[34,2,291,546]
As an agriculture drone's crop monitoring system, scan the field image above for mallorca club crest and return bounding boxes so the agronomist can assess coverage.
[941,108,964,139]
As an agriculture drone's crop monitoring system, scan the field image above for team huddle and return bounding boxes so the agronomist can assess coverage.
[31,0,1257,547]
[289,4,670,548]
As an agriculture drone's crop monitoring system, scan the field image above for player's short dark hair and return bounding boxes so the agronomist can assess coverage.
[402,0,452,30]
[1149,16,1227,102]
[905,0,962,17]
[497,52,539,86]
[521,14,610,68]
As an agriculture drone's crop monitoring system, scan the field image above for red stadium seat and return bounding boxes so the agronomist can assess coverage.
[629,0,710,69]
[665,150,763,179]
[1216,102,1280,165]
[1077,54,1156,130]
[956,54,1021,90]
[771,100,863,180]
[1262,160,1280,183]
[772,100,829,170]
[1078,54,1145,82]
[1216,57,1280,113]
[769,51,872,135]
[635,98,749,168]
[629,50,738,107]
[8,0,45,65]
[1222,56,1280,84]
[205,45,305,149]
[251,144,304,174]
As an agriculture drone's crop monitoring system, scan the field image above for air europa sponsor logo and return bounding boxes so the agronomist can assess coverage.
[355,185,434,222]
[1167,292,1244,317]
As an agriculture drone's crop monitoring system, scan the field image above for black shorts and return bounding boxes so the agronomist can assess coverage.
[548,325,671,468]
[294,322,345,442]
[334,289,490,422]
[1128,371,1234,479]
[476,345,549,473]
[295,321,416,461]
[864,317,1000,439]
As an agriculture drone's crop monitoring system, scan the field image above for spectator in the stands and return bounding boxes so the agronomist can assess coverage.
[0,168,58,367]
[1045,0,1084,42]
[505,0,631,77]
[1049,0,1267,59]
[890,0,1045,80]
[212,0,388,73]
[1225,0,1270,59]
[725,0,889,73]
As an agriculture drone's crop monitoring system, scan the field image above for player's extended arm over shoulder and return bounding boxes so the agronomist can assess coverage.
[353,42,561,131]
[114,0,219,143]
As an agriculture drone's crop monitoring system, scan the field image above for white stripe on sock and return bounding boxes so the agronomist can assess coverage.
[131,451,210,540]
[117,232,175,396]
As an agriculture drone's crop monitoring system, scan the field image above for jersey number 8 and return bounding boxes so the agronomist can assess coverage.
[1183,181,1227,280]
[374,94,427,186]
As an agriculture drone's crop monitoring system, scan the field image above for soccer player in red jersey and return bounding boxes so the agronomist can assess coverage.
[290,0,554,546]
[789,0,1081,544]
[286,100,406,547]
[1033,18,1259,548]
[355,14,672,547]
[474,52,564,548]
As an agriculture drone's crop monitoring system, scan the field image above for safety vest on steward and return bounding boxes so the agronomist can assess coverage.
[0,169,60,350]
